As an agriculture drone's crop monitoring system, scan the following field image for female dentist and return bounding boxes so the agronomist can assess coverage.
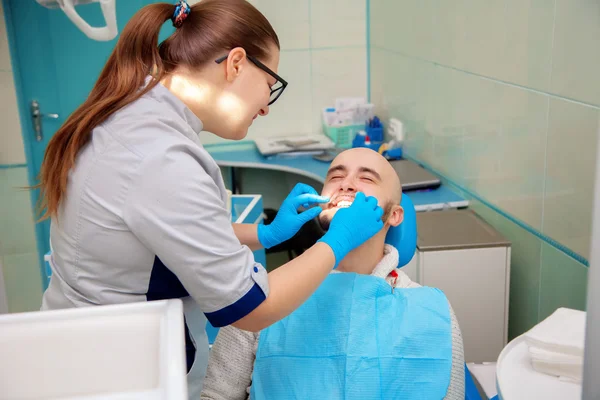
[38,0,384,397]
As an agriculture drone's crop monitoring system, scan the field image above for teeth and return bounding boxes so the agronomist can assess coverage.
[337,200,353,208]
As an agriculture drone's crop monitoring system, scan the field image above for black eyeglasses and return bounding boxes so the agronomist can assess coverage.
[215,54,288,106]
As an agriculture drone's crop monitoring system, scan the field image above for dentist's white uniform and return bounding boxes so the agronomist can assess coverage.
[42,80,270,399]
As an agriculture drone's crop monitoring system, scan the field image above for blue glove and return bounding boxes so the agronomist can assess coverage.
[258,183,330,249]
[317,192,384,268]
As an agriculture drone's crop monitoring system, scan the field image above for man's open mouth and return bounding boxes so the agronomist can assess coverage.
[331,195,355,208]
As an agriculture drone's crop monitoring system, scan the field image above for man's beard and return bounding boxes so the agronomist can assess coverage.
[318,201,394,231]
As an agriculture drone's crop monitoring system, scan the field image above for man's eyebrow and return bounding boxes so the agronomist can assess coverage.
[358,167,382,181]
[326,165,382,181]
[326,165,347,176]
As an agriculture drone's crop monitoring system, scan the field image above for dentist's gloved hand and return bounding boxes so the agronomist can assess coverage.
[258,183,330,249]
[318,192,384,268]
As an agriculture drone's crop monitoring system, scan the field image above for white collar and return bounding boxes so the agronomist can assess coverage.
[330,245,415,288]
[330,244,398,278]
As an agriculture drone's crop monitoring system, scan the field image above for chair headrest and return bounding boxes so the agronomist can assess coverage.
[384,194,417,268]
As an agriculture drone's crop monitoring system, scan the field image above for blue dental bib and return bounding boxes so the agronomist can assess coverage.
[251,273,453,399]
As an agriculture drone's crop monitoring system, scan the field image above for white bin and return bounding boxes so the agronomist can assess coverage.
[0,299,187,400]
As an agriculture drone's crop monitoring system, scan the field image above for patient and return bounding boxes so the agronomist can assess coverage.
[200,148,465,399]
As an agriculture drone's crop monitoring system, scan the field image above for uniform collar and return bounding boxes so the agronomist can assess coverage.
[145,76,204,136]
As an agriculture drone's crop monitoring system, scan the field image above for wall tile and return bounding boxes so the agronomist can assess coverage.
[369,0,390,50]
[311,0,365,48]
[431,0,469,71]
[427,67,549,230]
[493,214,543,339]
[0,257,9,313]
[0,0,12,72]
[0,70,25,165]
[369,48,386,120]
[247,50,313,140]
[0,168,37,256]
[311,48,367,131]
[539,243,588,320]
[383,52,431,129]
[371,0,434,61]
[502,0,555,91]
[378,51,433,160]
[248,0,310,50]
[551,0,600,106]
[2,252,42,313]
[543,99,599,260]
[468,199,499,227]
[431,0,554,91]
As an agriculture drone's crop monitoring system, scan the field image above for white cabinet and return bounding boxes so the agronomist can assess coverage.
[406,210,511,363]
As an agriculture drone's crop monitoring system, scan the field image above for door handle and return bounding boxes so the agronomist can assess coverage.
[31,100,59,142]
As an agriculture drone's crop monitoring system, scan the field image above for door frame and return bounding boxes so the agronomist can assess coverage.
[2,0,50,289]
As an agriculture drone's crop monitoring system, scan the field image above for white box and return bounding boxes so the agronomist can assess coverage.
[0,300,187,400]
[414,210,511,363]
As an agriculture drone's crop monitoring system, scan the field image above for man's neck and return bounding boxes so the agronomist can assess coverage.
[336,231,386,275]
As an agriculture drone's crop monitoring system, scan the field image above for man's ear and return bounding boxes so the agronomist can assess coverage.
[387,205,404,228]
[225,47,247,83]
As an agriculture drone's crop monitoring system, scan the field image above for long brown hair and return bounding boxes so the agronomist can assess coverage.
[37,0,279,220]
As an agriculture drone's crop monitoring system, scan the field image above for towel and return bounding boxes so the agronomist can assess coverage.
[530,357,583,383]
[524,307,586,382]
[528,346,581,365]
[529,346,583,383]
[524,307,586,357]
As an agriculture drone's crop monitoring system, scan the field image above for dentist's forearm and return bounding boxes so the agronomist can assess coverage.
[231,242,335,332]
[232,223,263,251]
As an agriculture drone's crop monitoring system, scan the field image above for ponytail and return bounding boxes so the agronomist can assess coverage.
[38,0,279,220]
[38,3,174,220]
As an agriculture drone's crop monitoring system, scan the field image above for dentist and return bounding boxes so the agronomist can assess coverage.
[37,0,384,398]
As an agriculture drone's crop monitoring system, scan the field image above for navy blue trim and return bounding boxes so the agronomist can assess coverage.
[146,257,190,300]
[146,256,194,372]
[205,283,266,327]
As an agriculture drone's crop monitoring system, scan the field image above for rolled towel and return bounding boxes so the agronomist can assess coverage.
[528,346,582,365]
[524,307,586,357]
[530,357,583,383]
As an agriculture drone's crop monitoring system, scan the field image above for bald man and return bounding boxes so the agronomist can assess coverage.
[201,148,465,400]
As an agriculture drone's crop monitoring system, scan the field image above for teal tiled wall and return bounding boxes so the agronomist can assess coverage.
[0,167,42,313]
[370,0,598,338]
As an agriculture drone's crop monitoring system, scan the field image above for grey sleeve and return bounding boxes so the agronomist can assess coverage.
[124,147,269,327]
[200,326,258,400]
[445,304,465,400]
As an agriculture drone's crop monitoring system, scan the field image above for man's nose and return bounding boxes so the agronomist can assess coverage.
[340,177,357,192]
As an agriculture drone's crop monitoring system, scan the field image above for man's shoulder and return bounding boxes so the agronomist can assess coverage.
[218,325,260,350]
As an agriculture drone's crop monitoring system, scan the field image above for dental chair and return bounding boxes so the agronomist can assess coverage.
[384,192,417,268]
[208,194,481,399]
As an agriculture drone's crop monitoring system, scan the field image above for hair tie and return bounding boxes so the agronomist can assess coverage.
[172,0,191,28]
